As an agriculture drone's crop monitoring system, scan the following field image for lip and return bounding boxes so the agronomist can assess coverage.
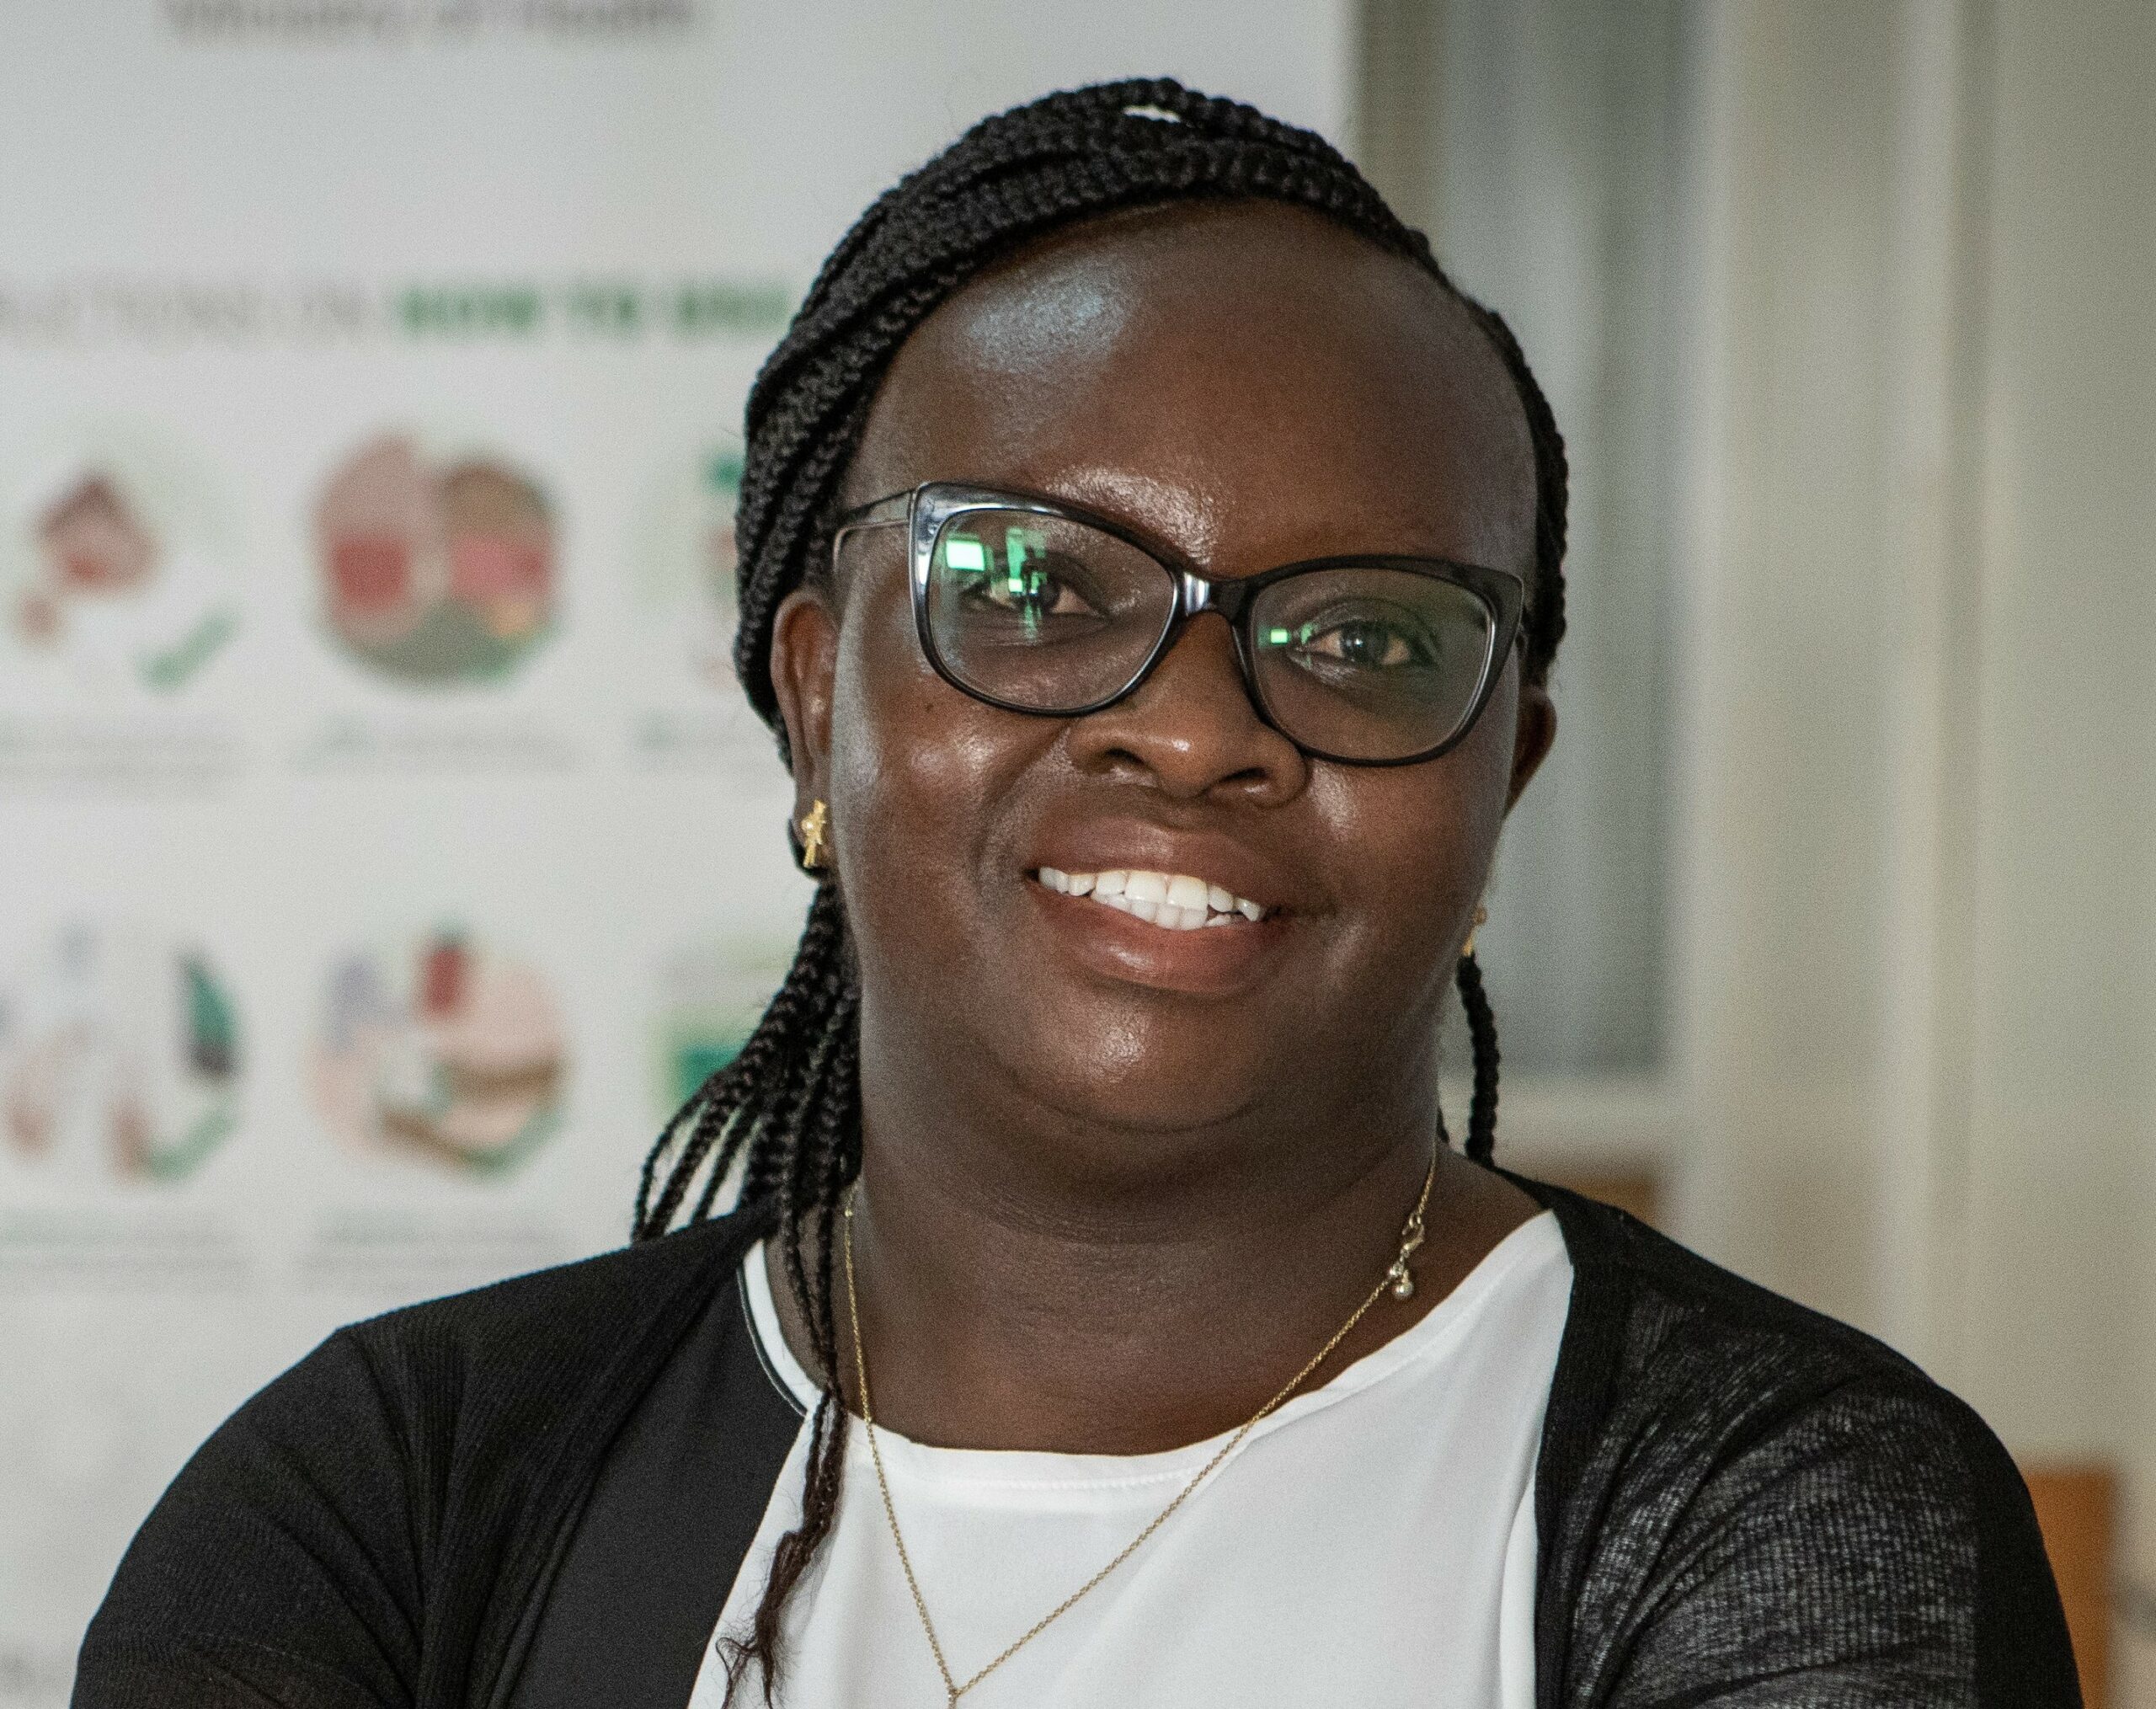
[1023,820,1308,919]
[1025,878,1292,996]
[1017,820,1310,997]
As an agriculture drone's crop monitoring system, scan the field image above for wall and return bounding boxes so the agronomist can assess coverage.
[1679,0,2156,1696]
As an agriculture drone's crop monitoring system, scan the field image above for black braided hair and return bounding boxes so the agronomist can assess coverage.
[1454,950,1501,1164]
[632,76,1568,1703]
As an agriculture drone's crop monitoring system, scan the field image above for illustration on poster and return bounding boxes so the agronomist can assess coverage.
[0,924,242,1184]
[315,434,558,686]
[634,441,743,688]
[0,427,240,697]
[312,927,566,1176]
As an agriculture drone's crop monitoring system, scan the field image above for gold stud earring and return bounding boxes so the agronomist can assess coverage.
[1461,904,1490,959]
[798,799,829,870]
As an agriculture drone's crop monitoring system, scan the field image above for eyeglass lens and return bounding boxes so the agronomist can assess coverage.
[914,507,1498,763]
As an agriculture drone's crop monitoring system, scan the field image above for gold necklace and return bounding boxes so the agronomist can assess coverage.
[840,1161,1436,1707]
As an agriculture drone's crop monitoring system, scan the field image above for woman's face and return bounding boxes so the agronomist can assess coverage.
[771,201,1554,1174]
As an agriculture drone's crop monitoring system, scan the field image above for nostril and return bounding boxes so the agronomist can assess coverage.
[1063,619,1309,799]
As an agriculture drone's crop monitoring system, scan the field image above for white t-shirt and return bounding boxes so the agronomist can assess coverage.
[691,1210,1573,1709]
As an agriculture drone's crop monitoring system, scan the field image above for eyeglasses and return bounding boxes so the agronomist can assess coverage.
[831,483,1527,767]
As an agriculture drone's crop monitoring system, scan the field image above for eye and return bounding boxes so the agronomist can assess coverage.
[969,561,1096,619]
[1275,608,1440,671]
[943,531,1105,623]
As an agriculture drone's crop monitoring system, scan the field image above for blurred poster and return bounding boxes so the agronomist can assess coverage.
[312,927,566,1178]
[0,1,1346,1699]
[314,436,559,688]
[1,427,241,703]
[1,924,241,1190]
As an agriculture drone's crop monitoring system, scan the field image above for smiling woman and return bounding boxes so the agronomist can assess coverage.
[75,79,2078,1709]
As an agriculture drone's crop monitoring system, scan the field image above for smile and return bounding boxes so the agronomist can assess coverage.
[1033,867,1271,931]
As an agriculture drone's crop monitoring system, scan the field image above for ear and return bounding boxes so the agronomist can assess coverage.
[770,585,841,829]
[1504,678,1556,813]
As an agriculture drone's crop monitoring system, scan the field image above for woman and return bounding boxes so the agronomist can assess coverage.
[77,80,2077,1709]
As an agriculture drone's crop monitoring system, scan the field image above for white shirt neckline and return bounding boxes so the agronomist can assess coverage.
[702,1206,1572,1709]
[740,1209,1565,1487]
[707,1198,1569,1706]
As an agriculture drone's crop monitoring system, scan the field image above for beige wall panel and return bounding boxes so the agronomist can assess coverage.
[1962,2,2156,1692]
[1683,2,2156,1690]
[1961,0,2156,1445]
[1677,0,1903,1332]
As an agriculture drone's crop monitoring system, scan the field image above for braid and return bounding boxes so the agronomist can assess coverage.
[644,76,1570,1704]
[1454,950,1501,1165]
[632,880,851,1242]
[1459,302,1569,667]
[713,994,862,1702]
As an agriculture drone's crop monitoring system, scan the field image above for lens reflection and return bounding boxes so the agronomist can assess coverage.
[1251,569,1493,761]
[927,510,1171,708]
[921,505,1499,761]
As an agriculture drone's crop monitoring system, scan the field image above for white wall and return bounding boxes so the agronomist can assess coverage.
[1678,0,2156,1694]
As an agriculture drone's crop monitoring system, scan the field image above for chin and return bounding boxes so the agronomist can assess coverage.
[1004,1001,1286,1148]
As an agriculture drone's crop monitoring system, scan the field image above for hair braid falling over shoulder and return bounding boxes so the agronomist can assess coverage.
[632,75,1569,1704]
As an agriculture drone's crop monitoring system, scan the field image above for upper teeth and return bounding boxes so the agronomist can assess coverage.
[1036,867,1268,931]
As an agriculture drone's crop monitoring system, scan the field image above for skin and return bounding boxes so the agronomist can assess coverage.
[766,200,1557,1454]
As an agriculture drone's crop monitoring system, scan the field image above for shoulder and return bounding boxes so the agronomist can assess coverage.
[333,1208,765,1428]
[1519,1174,1967,1433]
[238,1207,771,1557]
[76,1211,768,1709]
[1513,1178,2078,1706]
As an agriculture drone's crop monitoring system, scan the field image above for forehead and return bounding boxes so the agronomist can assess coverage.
[845,200,1534,576]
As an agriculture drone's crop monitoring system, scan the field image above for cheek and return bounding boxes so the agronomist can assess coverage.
[825,577,1032,929]
[1323,673,1518,967]
[830,584,953,827]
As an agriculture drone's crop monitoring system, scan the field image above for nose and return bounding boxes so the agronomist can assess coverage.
[1062,611,1308,803]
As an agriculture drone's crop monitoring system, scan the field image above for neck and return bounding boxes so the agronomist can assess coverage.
[775,1040,1536,1455]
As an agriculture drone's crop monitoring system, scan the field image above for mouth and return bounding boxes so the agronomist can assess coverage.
[1033,866,1273,932]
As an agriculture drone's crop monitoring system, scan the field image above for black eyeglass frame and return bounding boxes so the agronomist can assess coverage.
[830,481,1529,768]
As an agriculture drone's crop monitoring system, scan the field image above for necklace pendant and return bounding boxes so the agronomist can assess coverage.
[1388,1263,1416,1300]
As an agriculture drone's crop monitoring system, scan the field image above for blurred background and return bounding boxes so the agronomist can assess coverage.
[0,0,2148,1701]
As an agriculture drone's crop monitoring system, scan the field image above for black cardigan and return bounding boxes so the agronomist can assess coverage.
[72,1180,2082,1707]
